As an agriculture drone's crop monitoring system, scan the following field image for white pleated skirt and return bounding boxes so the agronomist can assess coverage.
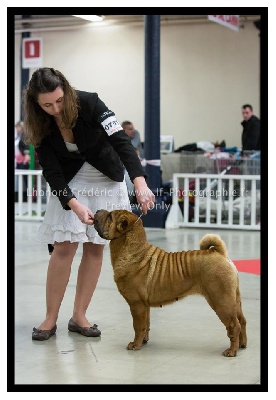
[37,162,131,245]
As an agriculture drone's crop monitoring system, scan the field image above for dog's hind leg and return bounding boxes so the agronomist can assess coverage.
[142,307,150,344]
[127,303,149,350]
[236,288,247,348]
[206,295,241,356]
[238,309,247,349]
[211,301,241,357]
[222,315,241,357]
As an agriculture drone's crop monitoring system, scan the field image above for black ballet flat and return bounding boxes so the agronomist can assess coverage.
[68,318,101,337]
[32,325,57,341]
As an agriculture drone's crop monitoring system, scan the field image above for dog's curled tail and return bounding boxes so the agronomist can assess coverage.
[199,234,227,257]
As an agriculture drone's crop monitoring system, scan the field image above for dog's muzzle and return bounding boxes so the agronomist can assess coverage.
[93,210,108,238]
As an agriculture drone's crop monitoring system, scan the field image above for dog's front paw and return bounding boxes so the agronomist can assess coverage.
[222,348,237,357]
[127,341,142,350]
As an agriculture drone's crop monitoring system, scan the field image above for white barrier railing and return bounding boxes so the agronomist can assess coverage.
[15,170,50,221]
[165,173,260,230]
[15,170,261,230]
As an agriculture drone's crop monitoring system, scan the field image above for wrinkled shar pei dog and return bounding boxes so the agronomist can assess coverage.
[93,209,247,357]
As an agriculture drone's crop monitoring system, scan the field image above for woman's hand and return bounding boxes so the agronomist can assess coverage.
[133,176,155,215]
[67,198,94,225]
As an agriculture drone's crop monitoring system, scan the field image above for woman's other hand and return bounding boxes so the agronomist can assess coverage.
[133,176,155,215]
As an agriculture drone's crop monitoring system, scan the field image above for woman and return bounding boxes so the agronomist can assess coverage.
[23,67,155,341]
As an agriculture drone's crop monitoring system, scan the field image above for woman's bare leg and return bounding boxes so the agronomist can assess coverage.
[72,242,104,327]
[36,241,78,330]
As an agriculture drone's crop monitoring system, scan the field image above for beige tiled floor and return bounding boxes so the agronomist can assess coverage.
[14,220,262,388]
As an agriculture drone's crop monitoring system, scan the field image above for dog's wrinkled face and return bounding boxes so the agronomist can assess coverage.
[94,210,139,240]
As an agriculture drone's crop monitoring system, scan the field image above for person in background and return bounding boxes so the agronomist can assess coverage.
[14,121,30,201]
[121,121,145,198]
[23,67,155,341]
[15,121,30,169]
[241,104,260,152]
[121,120,144,159]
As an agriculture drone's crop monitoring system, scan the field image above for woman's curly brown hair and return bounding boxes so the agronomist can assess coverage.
[23,68,79,147]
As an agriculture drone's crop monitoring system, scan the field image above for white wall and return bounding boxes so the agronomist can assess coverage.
[14,19,260,149]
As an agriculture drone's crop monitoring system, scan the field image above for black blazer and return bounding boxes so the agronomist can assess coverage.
[36,91,146,209]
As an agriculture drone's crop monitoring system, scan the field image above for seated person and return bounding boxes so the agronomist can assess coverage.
[122,120,144,159]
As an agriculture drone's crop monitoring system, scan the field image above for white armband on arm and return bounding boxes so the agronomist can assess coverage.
[100,111,123,136]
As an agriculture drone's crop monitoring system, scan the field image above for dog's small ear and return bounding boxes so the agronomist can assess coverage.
[120,218,128,230]
[116,212,137,234]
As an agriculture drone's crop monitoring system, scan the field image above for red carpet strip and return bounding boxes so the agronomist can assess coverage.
[232,259,260,275]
